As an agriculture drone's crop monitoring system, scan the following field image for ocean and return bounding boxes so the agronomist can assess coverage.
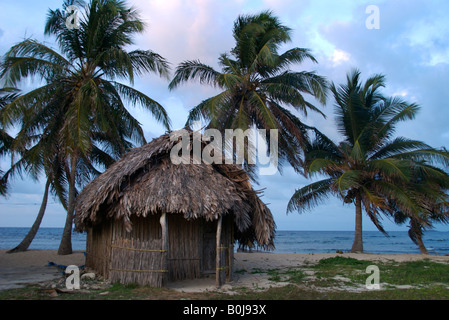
[1,228,448,255]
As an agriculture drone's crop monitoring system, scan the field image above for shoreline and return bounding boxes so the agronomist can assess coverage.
[2,229,448,256]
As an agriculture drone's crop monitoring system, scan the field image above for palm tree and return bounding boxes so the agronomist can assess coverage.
[1,0,171,255]
[5,105,130,253]
[1,87,65,253]
[287,69,449,253]
[389,165,449,254]
[0,87,20,195]
[169,10,328,173]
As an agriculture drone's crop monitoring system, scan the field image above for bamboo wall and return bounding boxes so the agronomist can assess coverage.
[109,215,164,287]
[168,215,200,281]
[86,220,112,278]
[86,213,235,287]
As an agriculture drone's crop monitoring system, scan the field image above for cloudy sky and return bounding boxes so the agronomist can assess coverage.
[0,0,448,232]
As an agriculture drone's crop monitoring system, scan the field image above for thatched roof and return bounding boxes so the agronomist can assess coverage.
[74,129,275,249]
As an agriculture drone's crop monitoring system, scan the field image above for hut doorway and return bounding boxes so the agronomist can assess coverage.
[200,220,217,274]
[200,216,234,284]
[167,215,201,281]
[167,216,231,280]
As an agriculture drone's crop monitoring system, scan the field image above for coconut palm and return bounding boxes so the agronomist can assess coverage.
[1,0,171,254]
[0,87,20,195]
[388,164,449,254]
[0,87,62,253]
[287,69,449,253]
[5,107,130,253]
[169,10,328,173]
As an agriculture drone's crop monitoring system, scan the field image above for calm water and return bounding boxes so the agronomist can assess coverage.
[1,228,448,255]
[0,228,87,251]
[272,230,449,255]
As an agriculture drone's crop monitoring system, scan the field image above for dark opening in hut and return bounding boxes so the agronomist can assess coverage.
[74,129,275,287]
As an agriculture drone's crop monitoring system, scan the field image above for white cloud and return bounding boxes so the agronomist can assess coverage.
[329,49,351,66]
[392,90,408,97]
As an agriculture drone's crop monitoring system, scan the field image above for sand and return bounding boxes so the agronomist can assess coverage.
[0,249,86,291]
[1,249,449,292]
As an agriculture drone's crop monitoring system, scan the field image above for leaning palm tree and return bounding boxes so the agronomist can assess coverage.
[5,111,129,253]
[169,10,328,173]
[5,154,63,254]
[388,164,449,254]
[1,0,171,254]
[287,69,449,253]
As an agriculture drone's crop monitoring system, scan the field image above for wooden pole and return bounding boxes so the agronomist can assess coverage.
[216,215,223,287]
[228,219,234,282]
[160,213,168,287]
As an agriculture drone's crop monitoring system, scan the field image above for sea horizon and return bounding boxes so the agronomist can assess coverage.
[1,227,448,255]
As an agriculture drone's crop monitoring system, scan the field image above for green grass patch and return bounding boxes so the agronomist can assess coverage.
[309,256,449,289]
[250,268,264,274]
[284,269,306,283]
[380,260,449,286]
[219,283,449,300]
[249,267,305,283]
[311,257,371,284]
[315,256,372,267]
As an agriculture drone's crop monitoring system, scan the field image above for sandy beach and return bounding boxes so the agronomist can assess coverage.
[0,249,86,291]
[2,249,449,292]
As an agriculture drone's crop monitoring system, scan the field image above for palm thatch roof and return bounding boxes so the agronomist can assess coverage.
[74,129,275,249]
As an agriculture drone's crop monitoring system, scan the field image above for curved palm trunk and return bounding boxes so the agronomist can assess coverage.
[416,235,428,254]
[7,179,51,253]
[351,193,363,253]
[410,219,428,254]
[58,155,77,255]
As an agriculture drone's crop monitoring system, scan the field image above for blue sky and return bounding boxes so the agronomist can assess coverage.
[0,0,448,232]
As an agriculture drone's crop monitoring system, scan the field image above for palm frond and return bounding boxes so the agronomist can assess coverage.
[128,49,170,79]
[169,60,220,90]
[369,137,431,160]
[1,40,70,86]
[111,81,171,130]
[287,178,334,213]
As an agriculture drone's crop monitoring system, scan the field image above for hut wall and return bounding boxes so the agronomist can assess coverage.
[86,220,113,278]
[167,215,201,281]
[109,215,164,287]
[86,213,235,287]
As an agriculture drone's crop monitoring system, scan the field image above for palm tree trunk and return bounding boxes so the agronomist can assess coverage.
[416,235,428,254]
[7,179,51,253]
[351,193,363,253]
[57,155,77,255]
[410,219,428,254]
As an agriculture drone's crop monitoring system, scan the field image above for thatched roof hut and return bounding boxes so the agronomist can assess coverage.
[75,129,275,287]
